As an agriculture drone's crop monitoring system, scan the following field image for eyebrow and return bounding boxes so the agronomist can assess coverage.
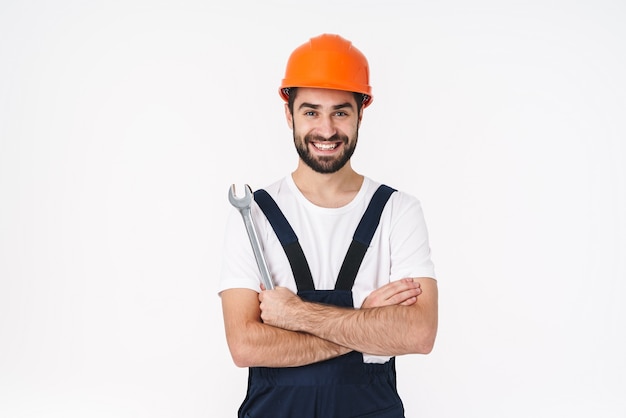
[298,102,355,111]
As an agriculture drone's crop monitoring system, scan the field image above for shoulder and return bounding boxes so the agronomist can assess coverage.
[390,189,422,210]
[365,177,423,212]
[256,176,305,203]
[364,180,428,230]
[256,177,289,195]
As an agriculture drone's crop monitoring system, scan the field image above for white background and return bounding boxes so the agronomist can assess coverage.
[1,1,625,417]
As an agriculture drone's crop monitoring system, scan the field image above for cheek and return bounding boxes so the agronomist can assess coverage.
[292,120,313,137]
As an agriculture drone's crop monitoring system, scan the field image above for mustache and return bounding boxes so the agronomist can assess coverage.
[305,133,346,143]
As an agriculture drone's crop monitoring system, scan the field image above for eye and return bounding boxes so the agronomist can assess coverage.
[304,111,317,117]
[334,111,348,117]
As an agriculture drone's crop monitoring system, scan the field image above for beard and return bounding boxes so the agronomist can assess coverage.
[294,131,358,174]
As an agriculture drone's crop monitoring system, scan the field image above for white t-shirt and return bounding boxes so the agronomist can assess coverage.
[219,175,436,363]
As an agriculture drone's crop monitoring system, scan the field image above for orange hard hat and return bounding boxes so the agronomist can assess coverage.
[279,34,373,107]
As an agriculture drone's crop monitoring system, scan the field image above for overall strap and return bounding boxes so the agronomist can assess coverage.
[335,185,397,290]
[253,189,315,291]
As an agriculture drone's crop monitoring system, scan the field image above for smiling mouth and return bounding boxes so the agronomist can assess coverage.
[312,142,339,151]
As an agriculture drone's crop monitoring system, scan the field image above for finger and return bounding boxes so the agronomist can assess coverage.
[388,287,421,305]
[374,279,416,299]
[382,279,420,300]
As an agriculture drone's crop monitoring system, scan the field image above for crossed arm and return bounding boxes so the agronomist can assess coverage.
[221,277,438,368]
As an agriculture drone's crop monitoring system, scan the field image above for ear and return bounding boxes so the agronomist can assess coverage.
[284,103,294,129]
[357,108,364,128]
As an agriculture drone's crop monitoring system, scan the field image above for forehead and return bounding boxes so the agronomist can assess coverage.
[294,88,357,107]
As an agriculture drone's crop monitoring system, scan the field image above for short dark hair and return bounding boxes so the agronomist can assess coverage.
[285,87,366,115]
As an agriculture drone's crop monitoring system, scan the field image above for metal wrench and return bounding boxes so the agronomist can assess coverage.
[228,184,275,290]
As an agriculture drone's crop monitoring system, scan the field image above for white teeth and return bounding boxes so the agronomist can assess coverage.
[314,142,337,150]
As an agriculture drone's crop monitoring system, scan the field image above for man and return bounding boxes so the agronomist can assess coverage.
[219,33,438,418]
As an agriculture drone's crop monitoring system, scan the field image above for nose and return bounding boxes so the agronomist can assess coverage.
[316,115,337,138]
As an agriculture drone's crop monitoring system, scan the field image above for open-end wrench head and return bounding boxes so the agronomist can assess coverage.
[228,184,253,209]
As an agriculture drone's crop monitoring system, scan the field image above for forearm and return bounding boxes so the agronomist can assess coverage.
[293,302,437,356]
[260,279,438,356]
[222,288,352,368]
[227,320,351,368]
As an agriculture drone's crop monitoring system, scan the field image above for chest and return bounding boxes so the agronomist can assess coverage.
[258,207,392,299]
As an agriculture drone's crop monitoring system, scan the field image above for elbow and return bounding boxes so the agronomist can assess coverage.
[231,354,252,369]
[225,319,273,368]
[409,325,438,355]
[415,337,436,354]
[228,344,247,368]
[229,344,256,368]
[226,335,257,368]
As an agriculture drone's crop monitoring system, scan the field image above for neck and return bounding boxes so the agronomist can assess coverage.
[292,161,364,208]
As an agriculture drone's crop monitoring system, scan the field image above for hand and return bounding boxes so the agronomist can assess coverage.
[258,287,303,330]
[361,278,422,309]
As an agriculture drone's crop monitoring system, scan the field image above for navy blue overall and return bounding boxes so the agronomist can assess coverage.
[238,185,405,418]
